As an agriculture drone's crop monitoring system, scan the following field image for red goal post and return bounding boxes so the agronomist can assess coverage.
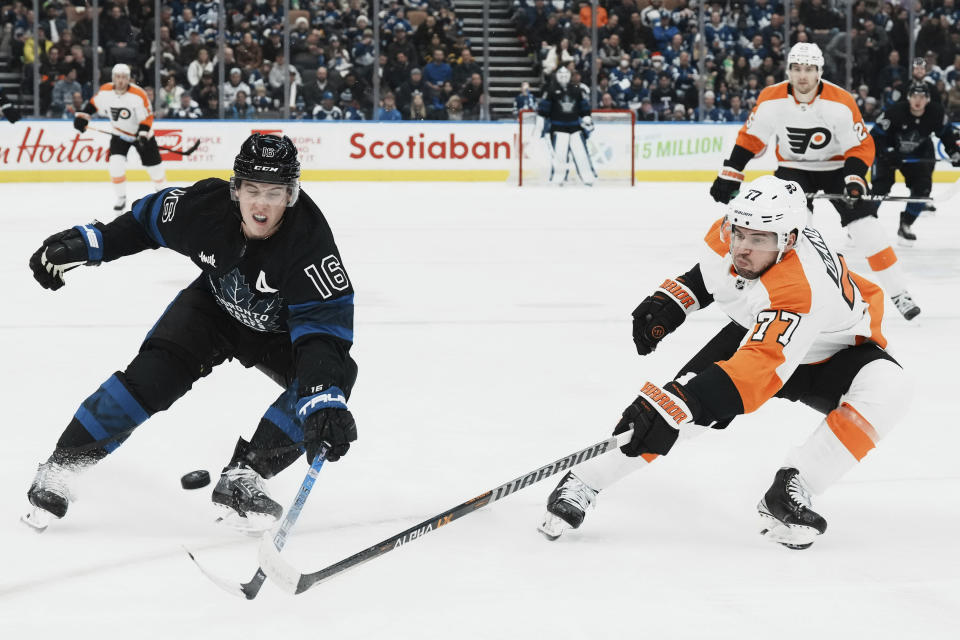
[518,109,636,186]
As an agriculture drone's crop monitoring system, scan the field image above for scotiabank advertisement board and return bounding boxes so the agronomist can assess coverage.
[28,120,960,182]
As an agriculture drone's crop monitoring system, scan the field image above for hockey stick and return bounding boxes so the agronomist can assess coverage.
[811,193,933,203]
[257,430,634,595]
[85,124,201,156]
[185,444,329,599]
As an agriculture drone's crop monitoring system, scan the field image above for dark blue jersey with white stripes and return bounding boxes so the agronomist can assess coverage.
[94,177,354,392]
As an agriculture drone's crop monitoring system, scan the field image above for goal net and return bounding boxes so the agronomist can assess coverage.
[518,109,635,186]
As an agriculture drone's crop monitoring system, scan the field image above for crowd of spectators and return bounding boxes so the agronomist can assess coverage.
[4,1,960,122]
[0,0,489,120]
[513,0,960,122]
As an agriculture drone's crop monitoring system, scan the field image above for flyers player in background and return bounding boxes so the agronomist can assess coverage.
[709,43,921,321]
[73,64,166,212]
[538,176,910,550]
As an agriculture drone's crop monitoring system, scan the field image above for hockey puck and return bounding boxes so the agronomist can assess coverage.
[181,469,211,490]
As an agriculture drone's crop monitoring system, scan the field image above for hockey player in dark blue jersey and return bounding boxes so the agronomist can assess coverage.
[870,82,960,246]
[23,134,358,533]
[537,67,597,186]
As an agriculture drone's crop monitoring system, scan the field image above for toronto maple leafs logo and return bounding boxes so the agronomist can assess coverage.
[559,95,576,114]
[210,269,283,332]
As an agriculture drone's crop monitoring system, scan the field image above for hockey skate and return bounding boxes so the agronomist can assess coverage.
[211,462,282,534]
[758,468,827,550]
[21,461,81,532]
[538,471,598,541]
[897,213,917,247]
[113,196,126,213]
[891,291,921,321]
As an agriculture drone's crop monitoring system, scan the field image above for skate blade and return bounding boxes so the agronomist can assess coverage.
[213,505,278,536]
[758,510,819,550]
[897,237,916,248]
[21,508,54,533]
[537,512,569,541]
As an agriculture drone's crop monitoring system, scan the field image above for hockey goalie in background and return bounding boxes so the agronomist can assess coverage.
[536,67,598,186]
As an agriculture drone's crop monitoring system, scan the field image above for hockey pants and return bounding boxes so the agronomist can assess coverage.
[52,286,357,478]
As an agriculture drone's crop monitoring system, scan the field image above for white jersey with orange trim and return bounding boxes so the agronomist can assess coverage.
[736,80,875,171]
[89,83,154,142]
[698,218,886,414]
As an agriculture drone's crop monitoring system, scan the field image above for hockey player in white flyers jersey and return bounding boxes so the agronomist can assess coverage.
[73,64,166,212]
[710,43,920,321]
[539,176,910,550]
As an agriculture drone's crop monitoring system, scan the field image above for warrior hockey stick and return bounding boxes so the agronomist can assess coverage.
[257,430,634,595]
[185,444,329,599]
[86,124,201,156]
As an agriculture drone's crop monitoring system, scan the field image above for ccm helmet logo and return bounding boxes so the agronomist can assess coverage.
[253,165,279,172]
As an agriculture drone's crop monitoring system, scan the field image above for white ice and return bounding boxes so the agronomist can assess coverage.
[1,180,958,639]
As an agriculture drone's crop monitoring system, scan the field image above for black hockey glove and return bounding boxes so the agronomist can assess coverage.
[843,174,868,207]
[73,114,88,132]
[299,386,357,462]
[1,102,21,124]
[709,164,744,204]
[613,381,699,457]
[29,226,103,291]
[632,278,698,355]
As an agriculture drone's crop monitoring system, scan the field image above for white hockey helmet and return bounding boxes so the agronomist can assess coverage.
[723,175,807,264]
[787,42,824,76]
[555,66,571,87]
[112,63,132,79]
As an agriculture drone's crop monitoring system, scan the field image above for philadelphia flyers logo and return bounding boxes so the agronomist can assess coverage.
[110,107,132,120]
[785,126,832,154]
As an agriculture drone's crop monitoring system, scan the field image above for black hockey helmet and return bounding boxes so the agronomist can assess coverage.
[907,81,930,98]
[231,133,301,206]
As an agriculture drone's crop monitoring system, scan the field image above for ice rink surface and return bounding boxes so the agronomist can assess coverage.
[1,179,958,639]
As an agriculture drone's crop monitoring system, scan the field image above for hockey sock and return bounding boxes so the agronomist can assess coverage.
[146,163,165,190]
[784,359,908,495]
[109,154,127,202]
[242,384,303,478]
[845,217,909,295]
[903,202,923,224]
[64,374,150,456]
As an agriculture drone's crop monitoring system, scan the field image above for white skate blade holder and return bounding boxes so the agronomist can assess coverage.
[21,508,54,533]
[758,509,821,548]
[213,504,278,536]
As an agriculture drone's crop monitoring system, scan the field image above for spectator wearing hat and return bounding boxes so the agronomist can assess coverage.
[387,28,418,67]
[340,71,372,115]
[352,29,376,73]
[262,28,283,62]
[223,67,251,106]
[340,90,364,120]
[313,91,343,120]
[303,66,343,114]
[375,92,403,121]
[638,96,657,121]
[862,96,879,121]
[328,35,353,76]
[694,90,724,122]
[396,67,431,113]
